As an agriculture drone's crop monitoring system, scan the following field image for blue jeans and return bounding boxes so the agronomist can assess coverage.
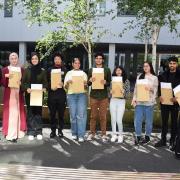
[67,93,87,138]
[134,105,154,136]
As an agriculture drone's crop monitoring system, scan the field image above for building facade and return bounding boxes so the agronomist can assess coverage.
[0,0,180,75]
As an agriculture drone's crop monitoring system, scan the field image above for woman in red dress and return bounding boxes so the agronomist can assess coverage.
[1,52,26,142]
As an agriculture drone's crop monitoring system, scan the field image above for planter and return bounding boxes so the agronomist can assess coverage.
[0,104,162,128]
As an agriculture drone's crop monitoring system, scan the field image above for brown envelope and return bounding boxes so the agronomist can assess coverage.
[72,76,84,93]
[174,92,180,105]
[112,82,123,98]
[8,71,21,88]
[51,72,62,89]
[92,73,104,89]
[161,88,173,105]
[30,90,43,106]
[137,84,149,102]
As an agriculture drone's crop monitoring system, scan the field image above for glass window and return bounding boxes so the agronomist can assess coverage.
[159,54,180,73]
[96,1,106,16]
[4,0,13,18]
[117,0,136,17]
[0,51,11,66]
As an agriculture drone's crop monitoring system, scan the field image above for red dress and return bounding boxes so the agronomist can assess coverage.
[1,66,27,140]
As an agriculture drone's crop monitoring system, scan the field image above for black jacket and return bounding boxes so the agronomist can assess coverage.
[158,68,180,97]
[47,65,66,99]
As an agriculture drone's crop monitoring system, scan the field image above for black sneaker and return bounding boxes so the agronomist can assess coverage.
[8,139,17,143]
[50,131,56,138]
[154,140,166,147]
[135,136,141,145]
[141,136,150,145]
[169,141,175,151]
[58,129,64,138]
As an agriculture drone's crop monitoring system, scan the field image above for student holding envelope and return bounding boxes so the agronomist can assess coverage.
[1,52,26,142]
[87,53,111,142]
[47,53,66,138]
[132,62,158,145]
[22,52,48,141]
[110,66,130,143]
[64,58,88,142]
[155,57,180,149]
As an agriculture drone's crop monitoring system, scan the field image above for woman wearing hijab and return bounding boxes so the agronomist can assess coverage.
[1,52,26,142]
[22,52,48,141]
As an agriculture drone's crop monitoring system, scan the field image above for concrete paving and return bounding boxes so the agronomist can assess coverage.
[0,128,180,174]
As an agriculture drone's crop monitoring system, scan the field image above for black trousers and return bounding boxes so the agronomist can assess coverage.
[27,106,43,136]
[48,90,66,132]
[161,104,179,143]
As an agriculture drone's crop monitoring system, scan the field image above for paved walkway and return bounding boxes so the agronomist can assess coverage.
[0,164,180,180]
[0,128,180,179]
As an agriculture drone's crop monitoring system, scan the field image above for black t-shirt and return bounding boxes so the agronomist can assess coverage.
[168,72,176,84]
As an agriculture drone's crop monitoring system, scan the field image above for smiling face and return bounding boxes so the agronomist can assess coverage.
[72,58,81,70]
[115,68,122,76]
[143,63,151,74]
[31,55,39,65]
[54,56,62,66]
[169,61,178,72]
[95,56,103,66]
[9,53,19,66]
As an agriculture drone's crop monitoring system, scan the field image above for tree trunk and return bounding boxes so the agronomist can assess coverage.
[88,41,92,68]
[144,38,148,62]
[151,25,160,72]
[85,0,92,68]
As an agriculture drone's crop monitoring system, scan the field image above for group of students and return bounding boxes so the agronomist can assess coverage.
[0,52,180,151]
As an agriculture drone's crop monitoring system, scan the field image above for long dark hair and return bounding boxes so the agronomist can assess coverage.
[139,61,156,79]
[112,66,127,83]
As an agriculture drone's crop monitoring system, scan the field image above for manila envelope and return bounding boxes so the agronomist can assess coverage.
[112,82,123,98]
[111,77,123,98]
[136,79,149,102]
[173,85,180,105]
[8,67,21,88]
[92,68,104,90]
[137,84,149,101]
[72,76,84,93]
[30,84,43,106]
[51,69,62,89]
[161,88,173,105]
[174,92,180,105]
[161,82,173,105]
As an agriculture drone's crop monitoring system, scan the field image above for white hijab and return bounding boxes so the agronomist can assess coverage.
[8,52,21,68]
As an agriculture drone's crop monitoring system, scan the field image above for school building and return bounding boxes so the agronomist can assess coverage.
[0,0,180,76]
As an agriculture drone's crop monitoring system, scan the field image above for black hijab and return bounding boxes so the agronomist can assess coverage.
[30,53,42,84]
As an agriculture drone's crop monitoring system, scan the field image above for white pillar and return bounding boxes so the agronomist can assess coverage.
[108,43,115,72]
[19,42,27,66]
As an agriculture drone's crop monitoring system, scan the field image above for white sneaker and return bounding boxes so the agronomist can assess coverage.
[37,134,43,140]
[72,135,77,140]
[87,134,94,141]
[78,137,84,142]
[102,135,108,142]
[118,135,123,143]
[111,135,117,142]
[28,135,34,141]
